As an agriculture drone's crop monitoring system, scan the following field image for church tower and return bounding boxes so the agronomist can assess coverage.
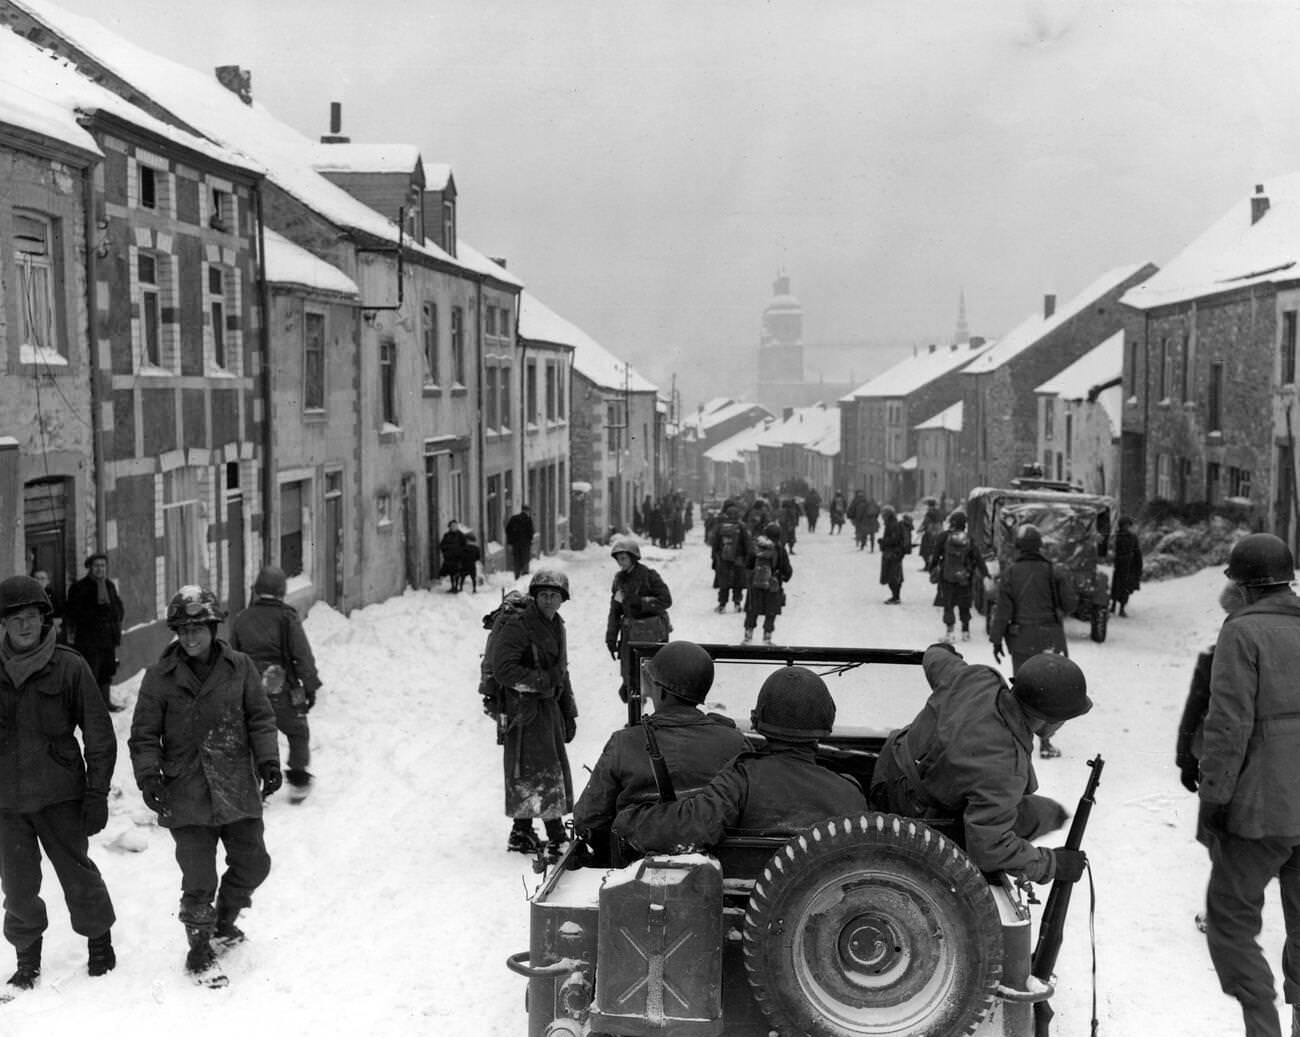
[952,289,970,345]
[757,271,805,410]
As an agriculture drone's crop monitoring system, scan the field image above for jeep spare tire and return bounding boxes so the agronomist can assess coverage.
[743,813,1003,1037]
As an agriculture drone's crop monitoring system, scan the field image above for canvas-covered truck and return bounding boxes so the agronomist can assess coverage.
[966,485,1115,643]
[507,645,1098,1037]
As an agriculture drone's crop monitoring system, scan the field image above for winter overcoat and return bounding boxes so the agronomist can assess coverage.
[879,515,905,587]
[0,633,116,812]
[573,710,747,835]
[870,645,1058,881]
[710,521,751,592]
[1199,590,1300,839]
[129,639,279,828]
[607,562,673,648]
[63,575,124,651]
[614,742,867,852]
[927,529,988,611]
[1111,529,1143,603]
[491,600,578,819]
[744,536,793,622]
[988,550,1077,665]
[228,597,322,697]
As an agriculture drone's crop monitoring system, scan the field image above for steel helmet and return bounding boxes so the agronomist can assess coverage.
[948,511,967,531]
[751,666,836,742]
[1224,533,1295,587]
[252,564,288,598]
[0,575,53,618]
[609,536,642,561]
[645,641,715,705]
[529,569,571,601]
[165,585,224,629]
[1015,524,1043,552]
[764,521,782,539]
[1012,653,1092,722]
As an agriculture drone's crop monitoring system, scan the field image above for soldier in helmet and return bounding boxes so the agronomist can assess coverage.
[0,574,118,992]
[869,643,1090,886]
[605,537,673,703]
[988,524,1078,758]
[1197,534,1300,1037]
[613,666,866,853]
[128,585,281,981]
[490,570,579,863]
[573,641,747,865]
[709,506,750,612]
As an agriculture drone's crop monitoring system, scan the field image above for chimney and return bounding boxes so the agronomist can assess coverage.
[1251,184,1270,225]
[970,336,986,349]
[320,101,350,144]
[489,257,508,269]
[1043,294,1057,319]
[928,343,936,354]
[783,407,794,421]
[214,65,253,105]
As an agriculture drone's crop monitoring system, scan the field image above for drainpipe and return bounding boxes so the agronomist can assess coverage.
[255,185,274,566]
[474,276,486,550]
[82,165,106,552]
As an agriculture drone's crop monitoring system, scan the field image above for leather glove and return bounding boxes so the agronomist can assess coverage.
[607,641,620,661]
[991,642,1005,665]
[306,686,318,711]
[82,793,109,836]
[1180,761,1200,794]
[141,775,167,815]
[1051,848,1087,883]
[259,761,283,798]
[564,714,577,743]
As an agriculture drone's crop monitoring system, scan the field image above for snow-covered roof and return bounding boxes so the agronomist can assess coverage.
[843,340,989,400]
[453,239,525,289]
[914,401,963,433]
[964,265,1145,374]
[1035,330,1123,399]
[1122,174,1300,310]
[703,420,772,464]
[519,292,655,393]
[425,163,453,191]
[684,399,771,435]
[263,228,358,297]
[705,405,839,462]
[308,142,422,174]
[0,28,256,171]
[10,0,463,267]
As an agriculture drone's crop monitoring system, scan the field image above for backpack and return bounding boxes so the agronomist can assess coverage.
[941,531,972,584]
[751,536,777,590]
[718,522,740,563]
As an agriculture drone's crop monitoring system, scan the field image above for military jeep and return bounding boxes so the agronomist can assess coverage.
[507,645,1071,1037]
[966,486,1114,643]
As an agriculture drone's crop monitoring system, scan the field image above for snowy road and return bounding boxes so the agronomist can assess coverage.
[1,521,1268,1035]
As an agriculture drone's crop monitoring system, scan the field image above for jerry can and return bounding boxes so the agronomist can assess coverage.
[589,853,724,1037]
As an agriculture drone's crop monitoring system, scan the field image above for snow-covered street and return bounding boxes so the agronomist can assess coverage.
[0,522,1272,1035]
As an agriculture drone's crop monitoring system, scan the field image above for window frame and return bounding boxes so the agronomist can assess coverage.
[13,209,64,361]
[379,339,399,427]
[451,306,465,385]
[303,309,326,411]
[422,300,440,386]
[208,264,227,370]
[137,251,164,369]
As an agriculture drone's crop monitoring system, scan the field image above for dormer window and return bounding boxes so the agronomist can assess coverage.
[442,200,456,255]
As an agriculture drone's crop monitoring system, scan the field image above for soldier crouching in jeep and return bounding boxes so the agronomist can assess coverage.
[869,643,1090,884]
[572,641,747,866]
[612,666,865,852]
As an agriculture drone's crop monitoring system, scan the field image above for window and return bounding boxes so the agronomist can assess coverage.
[380,339,398,425]
[162,467,205,595]
[1180,335,1190,402]
[1207,461,1221,505]
[1159,337,1172,400]
[1156,454,1172,498]
[304,312,325,410]
[140,165,157,209]
[422,302,439,384]
[279,478,311,579]
[1044,398,1055,440]
[486,367,499,429]
[486,473,502,538]
[556,364,565,419]
[1229,466,1252,498]
[138,253,162,367]
[485,305,497,339]
[500,367,512,432]
[210,187,231,231]
[1127,338,1139,395]
[545,363,557,420]
[1208,362,1223,432]
[208,266,226,369]
[607,403,622,451]
[451,306,465,384]
[558,459,566,516]
[376,491,392,527]
[14,210,61,360]
[1283,311,1297,385]
[526,361,538,424]
[442,201,456,254]
[1065,412,1073,459]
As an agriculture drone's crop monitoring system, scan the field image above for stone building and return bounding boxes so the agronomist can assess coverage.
[1032,330,1123,500]
[913,402,962,512]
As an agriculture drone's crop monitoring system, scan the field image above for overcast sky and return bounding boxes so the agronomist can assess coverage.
[48,0,1300,408]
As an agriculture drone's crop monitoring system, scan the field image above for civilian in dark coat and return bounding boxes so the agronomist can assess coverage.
[228,566,322,800]
[504,506,535,579]
[438,522,468,592]
[803,490,822,532]
[62,553,125,712]
[491,572,578,858]
[1109,515,1143,616]
[878,507,905,603]
[0,574,117,987]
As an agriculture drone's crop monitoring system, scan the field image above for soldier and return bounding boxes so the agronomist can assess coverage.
[709,506,750,613]
[926,511,988,642]
[129,585,281,981]
[0,575,117,992]
[491,571,578,863]
[743,521,793,645]
[573,641,746,865]
[1197,534,1300,1037]
[612,666,866,852]
[228,566,323,803]
[870,644,1090,886]
[878,506,906,604]
[988,524,1078,758]
[606,537,673,703]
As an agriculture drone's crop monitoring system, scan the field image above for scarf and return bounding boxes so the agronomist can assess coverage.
[0,624,58,689]
[96,577,110,606]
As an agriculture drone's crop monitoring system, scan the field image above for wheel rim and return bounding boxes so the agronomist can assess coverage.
[790,868,962,1033]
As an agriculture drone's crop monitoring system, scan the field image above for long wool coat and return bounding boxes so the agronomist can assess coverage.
[491,600,578,819]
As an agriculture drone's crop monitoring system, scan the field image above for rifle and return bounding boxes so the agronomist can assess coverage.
[1031,754,1104,1037]
[641,716,676,802]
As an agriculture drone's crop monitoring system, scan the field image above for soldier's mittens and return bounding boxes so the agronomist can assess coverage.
[259,761,283,797]
[82,793,109,836]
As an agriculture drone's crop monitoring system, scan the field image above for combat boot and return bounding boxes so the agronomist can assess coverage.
[942,625,955,643]
[7,937,41,990]
[543,819,570,865]
[87,930,116,977]
[762,631,773,645]
[185,925,217,975]
[742,628,753,644]
[215,903,245,945]
[286,768,313,804]
[508,822,540,855]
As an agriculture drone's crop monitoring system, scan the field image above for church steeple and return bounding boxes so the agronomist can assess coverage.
[952,289,969,345]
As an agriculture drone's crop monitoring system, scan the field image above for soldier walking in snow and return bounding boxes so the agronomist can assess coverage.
[228,566,322,803]
[926,512,987,642]
[743,521,793,645]
[1109,514,1143,616]
[491,571,578,864]
[1197,534,1300,1037]
[0,575,118,993]
[828,491,847,534]
[505,505,535,580]
[129,586,281,982]
[878,506,906,604]
[709,506,750,613]
[606,537,673,702]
